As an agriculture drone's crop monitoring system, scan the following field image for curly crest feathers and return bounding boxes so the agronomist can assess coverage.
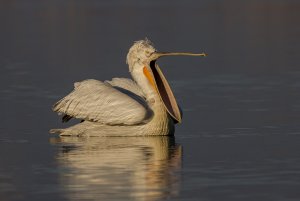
[126,38,156,71]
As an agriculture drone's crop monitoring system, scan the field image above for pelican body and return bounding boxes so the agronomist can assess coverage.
[50,39,206,136]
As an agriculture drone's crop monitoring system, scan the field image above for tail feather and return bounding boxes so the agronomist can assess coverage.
[49,129,64,134]
[49,128,81,136]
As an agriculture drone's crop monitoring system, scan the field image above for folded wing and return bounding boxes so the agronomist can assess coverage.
[53,79,153,125]
[105,78,145,98]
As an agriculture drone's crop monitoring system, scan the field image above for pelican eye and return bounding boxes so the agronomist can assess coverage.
[145,50,151,56]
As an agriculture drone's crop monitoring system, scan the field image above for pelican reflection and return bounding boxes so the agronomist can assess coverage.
[50,136,182,201]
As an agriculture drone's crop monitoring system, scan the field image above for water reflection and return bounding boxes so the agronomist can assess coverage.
[50,136,182,201]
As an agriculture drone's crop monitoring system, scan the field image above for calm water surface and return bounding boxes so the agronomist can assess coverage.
[1,0,300,201]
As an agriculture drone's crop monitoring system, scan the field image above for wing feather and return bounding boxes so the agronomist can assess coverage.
[105,78,145,98]
[53,79,153,125]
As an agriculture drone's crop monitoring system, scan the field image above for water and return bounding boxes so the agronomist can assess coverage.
[1,0,300,200]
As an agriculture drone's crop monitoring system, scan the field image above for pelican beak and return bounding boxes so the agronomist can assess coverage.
[149,51,207,124]
[150,52,207,60]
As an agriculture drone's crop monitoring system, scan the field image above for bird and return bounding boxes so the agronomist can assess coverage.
[50,39,207,137]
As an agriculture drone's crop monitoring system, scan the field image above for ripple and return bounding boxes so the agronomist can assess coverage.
[0,172,19,199]
[0,138,29,144]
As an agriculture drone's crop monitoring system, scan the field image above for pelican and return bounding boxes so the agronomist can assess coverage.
[50,39,206,136]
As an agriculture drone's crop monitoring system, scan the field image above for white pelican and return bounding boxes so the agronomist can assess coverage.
[50,39,206,136]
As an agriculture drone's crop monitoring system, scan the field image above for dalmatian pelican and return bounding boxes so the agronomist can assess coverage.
[50,39,206,136]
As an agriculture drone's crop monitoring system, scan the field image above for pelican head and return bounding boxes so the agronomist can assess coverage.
[126,39,207,72]
[126,39,157,71]
[126,39,207,123]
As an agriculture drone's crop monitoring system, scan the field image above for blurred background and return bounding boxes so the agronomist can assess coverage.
[0,0,300,201]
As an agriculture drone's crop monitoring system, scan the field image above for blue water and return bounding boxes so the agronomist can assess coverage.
[1,0,300,200]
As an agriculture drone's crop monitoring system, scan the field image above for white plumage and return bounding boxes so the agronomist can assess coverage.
[53,79,152,125]
[50,39,206,136]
